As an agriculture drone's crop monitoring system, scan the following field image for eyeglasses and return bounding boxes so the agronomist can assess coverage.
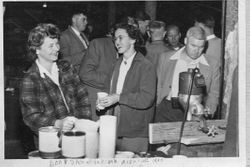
[113,35,129,42]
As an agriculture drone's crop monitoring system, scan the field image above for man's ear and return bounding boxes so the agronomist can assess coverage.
[184,37,187,44]
[147,30,151,38]
[163,31,167,38]
[36,49,39,55]
[72,16,76,24]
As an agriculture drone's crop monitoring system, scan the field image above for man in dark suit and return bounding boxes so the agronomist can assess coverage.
[59,11,89,72]
[79,37,118,121]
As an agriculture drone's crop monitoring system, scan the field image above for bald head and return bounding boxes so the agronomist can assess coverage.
[186,26,206,40]
[166,24,181,47]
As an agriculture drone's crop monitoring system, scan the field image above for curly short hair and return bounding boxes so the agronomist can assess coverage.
[27,23,60,61]
[114,23,144,52]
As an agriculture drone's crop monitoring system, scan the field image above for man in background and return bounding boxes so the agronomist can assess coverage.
[165,24,184,51]
[59,11,89,72]
[134,10,151,40]
[194,13,222,64]
[134,11,151,55]
[145,20,169,68]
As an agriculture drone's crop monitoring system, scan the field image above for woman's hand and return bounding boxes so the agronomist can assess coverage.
[98,94,120,109]
[55,116,77,131]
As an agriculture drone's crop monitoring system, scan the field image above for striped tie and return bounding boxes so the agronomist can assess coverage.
[80,33,89,49]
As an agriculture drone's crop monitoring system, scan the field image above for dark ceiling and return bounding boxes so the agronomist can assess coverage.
[3,1,222,68]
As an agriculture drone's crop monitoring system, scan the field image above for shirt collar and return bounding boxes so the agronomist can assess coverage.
[123,52,136,65]
[71,26,81,36]
[206,34,216,40]
[170,47,209,66]
[36,59,59,79]
[170,47,185,60]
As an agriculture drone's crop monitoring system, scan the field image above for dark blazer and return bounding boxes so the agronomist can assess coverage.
[145,40,170,68]
[110,52,157,137]
[59,26,89,71]
[79,37,117,92]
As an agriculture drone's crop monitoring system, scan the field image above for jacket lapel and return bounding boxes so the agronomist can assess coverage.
[69,27,86,48]
[110,58,122,94]
[121,52,142,93]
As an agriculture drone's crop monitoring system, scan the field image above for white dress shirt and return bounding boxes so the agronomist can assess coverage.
[71,26,88,49]
[36,59,59,86]
[116,52,136,94]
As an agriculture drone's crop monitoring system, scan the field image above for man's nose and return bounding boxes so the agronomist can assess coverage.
[54,45,60,51]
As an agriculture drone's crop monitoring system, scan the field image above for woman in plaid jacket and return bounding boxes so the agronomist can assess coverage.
[20,23,91,135]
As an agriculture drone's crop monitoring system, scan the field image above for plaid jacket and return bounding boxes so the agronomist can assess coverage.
[20,60,91,133]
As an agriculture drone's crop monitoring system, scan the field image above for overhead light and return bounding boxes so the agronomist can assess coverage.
[43,2,47,8]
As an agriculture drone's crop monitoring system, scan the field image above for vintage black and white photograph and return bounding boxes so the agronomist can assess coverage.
[2,0,246,166]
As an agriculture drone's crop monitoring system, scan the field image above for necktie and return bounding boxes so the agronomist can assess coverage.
[80,33,89,49]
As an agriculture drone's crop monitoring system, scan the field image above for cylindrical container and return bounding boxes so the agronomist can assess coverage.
[39,126,61,159]
[97,92,108,110]
[74,119,99,158]
[85,132,99,158]
[62,131,86,158]
[98,115,117,158]
[28,150,42,159]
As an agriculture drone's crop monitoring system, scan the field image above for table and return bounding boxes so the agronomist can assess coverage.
[149,119,227,157]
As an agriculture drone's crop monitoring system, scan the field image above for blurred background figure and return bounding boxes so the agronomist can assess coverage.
[20,23,91,148]
[194,13,222,64]
[59,11,89,72]
[98,23,156,153]
[165,24,184,51]
[145,20,169,68]
[134,11,151,55]
[134,10,151,39]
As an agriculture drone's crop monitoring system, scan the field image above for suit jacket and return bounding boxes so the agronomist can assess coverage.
[145,40,170,68]
[205,36,222,64]
[157,47,221,114]
[79,37,117,92]
[59,26,89,71]
[110,52,157,137]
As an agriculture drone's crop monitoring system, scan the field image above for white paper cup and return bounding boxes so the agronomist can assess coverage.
[97,92,108,110]
[115,151,135,158]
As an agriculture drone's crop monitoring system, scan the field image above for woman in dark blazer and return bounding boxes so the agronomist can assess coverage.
[98,23,157,152]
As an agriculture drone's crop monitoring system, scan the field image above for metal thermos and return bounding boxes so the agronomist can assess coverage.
[179,68,205,95]
[178,68,206,120]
